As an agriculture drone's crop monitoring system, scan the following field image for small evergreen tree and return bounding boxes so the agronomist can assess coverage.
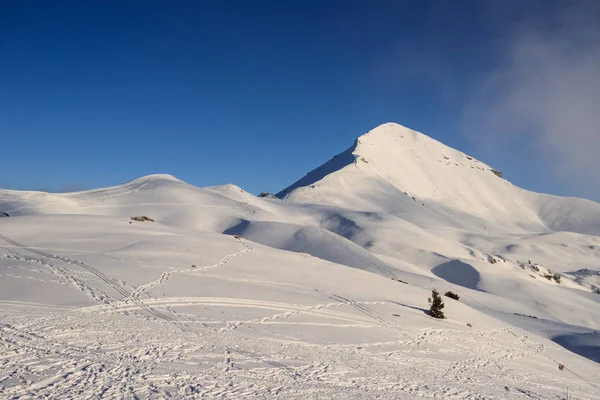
[428,289,445,319]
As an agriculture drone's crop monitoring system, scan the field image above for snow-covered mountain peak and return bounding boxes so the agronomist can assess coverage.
[354,122,488,170]
[279,122,600,236]
[356,122,431,145]
[279,122,504,208]
[126,174,182,185]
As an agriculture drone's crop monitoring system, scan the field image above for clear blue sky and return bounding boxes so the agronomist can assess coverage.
[1,1,598,199]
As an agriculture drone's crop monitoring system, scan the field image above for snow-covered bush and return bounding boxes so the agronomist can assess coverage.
[444,291,460,300]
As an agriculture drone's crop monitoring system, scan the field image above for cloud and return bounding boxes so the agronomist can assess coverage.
[462,1,600,200]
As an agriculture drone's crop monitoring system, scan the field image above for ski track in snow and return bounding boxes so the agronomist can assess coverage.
[0,233,178,323]
[0,231,598,398]
[0,237,304,392]
[1,305,597,399]
[1,236,598,399]
[125,237,253,303]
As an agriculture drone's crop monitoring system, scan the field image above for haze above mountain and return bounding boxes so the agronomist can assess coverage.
[1,122,599,399]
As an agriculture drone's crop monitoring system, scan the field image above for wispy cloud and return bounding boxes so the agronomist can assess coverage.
[462,1,600,200]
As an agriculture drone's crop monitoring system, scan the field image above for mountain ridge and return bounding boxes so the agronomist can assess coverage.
[276,122,600,237]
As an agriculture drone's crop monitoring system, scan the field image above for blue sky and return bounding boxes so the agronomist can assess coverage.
[1,1,599,200]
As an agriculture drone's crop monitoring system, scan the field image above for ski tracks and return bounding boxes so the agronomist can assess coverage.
[0,246,111,304]
[224,298,386,332]
[0,233,175,322]
[0,233,297,383]
[125,237,253,302]
[329,294,390,326]
[0,232,253,321]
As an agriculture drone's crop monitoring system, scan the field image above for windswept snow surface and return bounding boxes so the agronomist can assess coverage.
[1,124,600,399]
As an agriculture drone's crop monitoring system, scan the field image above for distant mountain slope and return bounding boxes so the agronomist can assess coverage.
[278,122,600,236]
[0,174,271,233]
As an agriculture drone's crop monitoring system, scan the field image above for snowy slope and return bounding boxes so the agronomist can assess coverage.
[279,123,600,236]
[1,215,598,399]
[1,122,599,399]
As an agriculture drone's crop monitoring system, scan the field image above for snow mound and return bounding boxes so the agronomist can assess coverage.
[125,173,182,184]
[432,259,482,290]
[222,219,402,279]
[553,333,600,364]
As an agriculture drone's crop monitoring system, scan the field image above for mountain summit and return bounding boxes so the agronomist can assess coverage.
[278,122,600,236]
